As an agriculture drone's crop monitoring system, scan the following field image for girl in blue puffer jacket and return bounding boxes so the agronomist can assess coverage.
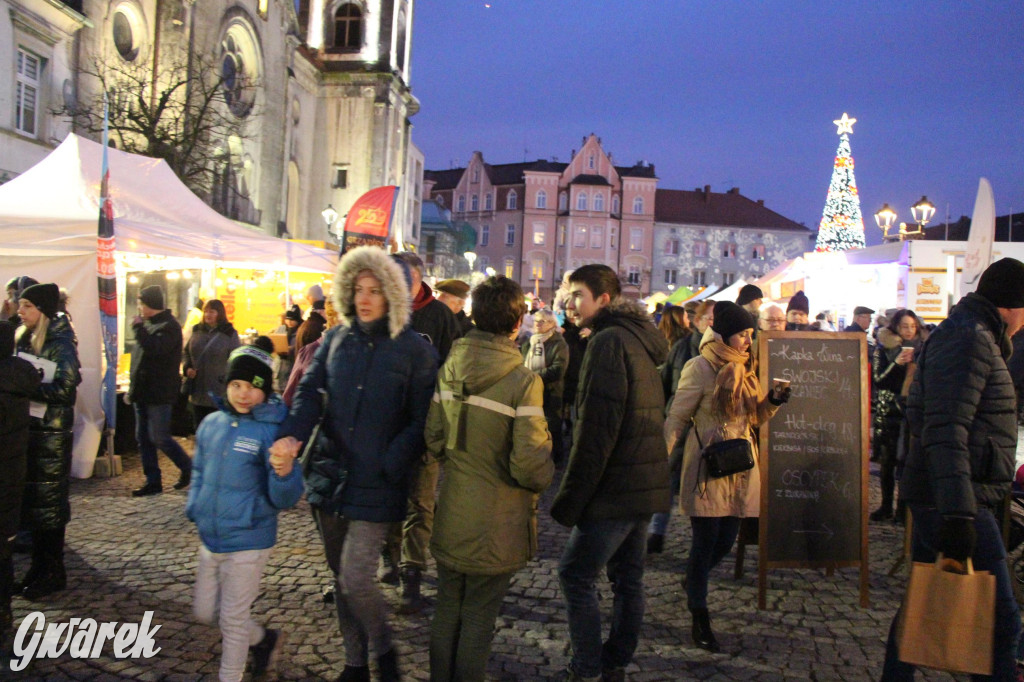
[186,345,304,682]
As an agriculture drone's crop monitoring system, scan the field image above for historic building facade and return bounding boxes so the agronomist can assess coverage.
[424,134,657,300]
[424,135,809,301]
[2,0,422,246]
[653,187,810,292]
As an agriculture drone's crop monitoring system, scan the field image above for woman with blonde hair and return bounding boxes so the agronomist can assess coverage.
[664,301,789,651]
[14,283,81,599]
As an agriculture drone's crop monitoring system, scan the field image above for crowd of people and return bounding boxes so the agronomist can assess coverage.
[3,253,1024,681]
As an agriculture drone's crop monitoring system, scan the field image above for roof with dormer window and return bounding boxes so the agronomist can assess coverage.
[568,174,611,186]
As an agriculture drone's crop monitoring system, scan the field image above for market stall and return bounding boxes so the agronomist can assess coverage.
[0,134,337,477]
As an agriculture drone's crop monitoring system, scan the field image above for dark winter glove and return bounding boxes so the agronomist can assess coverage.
[769,386,792,406]
[937,516,976,564]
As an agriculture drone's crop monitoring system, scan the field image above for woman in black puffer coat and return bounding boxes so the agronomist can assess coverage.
[14,283,82,599]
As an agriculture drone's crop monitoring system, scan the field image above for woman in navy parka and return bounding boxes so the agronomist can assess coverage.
[275,246,438,682]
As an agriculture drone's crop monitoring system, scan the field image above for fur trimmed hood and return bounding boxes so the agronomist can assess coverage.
[878,325,928,351]
[333,246,412,338]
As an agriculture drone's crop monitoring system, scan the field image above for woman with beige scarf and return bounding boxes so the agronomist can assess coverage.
[664,301,790,653]
[522,309,569,465]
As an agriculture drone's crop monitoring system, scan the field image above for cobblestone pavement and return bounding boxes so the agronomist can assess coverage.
[4,443,966,681]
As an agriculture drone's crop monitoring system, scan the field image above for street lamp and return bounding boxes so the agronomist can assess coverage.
[322,204,340,242]
[874,203,898,241]
[464,251,477,273]
[874,196,935,242]
[485,266,496,277]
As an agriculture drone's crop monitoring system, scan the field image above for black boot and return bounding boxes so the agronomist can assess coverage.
[646,533,664,554]
[690,607,720,653]
[20,528,66,600]
[378,647,400,682]
[396,567,424,615]
[336,666,370,682]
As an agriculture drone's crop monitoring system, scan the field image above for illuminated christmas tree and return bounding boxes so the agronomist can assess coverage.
[815,113,866,252]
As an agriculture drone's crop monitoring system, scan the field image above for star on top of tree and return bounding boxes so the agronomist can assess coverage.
[833,113,857,135]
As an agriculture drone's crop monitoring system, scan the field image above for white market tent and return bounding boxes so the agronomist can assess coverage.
[0,134,337,477]
[706,278,748,305]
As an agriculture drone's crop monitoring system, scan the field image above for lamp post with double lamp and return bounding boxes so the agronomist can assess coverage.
[464,251,477,278]
[322,204,340,243]
[874,196,935,242]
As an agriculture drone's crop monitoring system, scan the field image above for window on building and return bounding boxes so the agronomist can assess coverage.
[504,257,515,278]
[693,269,707,287]
[536,189,547,209]
[472,167,480,182]
[15,49,41,137]
[722,242,737,258]
[436,195,445,207]
[752,244,766,260]
[594,193,605,212]
[629,228,643,251]
[334,3,362,49]
[610,226,618,249]
[479,256,489,270]
[693,240,708,258]
[559,192,568,212]
[722,272,737,286]
[484,193,493,211]
[632,196,644,214]
[573,226,587,248]
[612,195,620,215]
[665,269,678,286]
[627,266,641,285]
[507,190,517,210]
[332,166,348,188]
[558,223,566,246]
[457,195,465,212]
[576,192,588,211]
[590,226,603,249]
[112,9,140,61]
[588,154,595,170]
[665,238,680,256]
[531,260,544,280]
[480,225,489,246]
[505,224,515,246]
[471,195,479,212]
[533,225,545,245]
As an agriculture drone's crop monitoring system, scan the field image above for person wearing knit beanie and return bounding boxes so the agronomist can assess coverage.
[226,345,275,398]
[284,305,303,325]
[19,283,61,320]
[735,284,764,312]
[976,258,1024,309]
[786,291,810,330]
[712,301,755,343]
[138,285,165,311]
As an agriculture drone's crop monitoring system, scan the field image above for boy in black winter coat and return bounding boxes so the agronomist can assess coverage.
[0,320,42,647]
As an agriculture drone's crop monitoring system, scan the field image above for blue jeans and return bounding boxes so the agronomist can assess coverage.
[686,516,741,610]
[135,403,191,486]
[558,516,649,678]
[881,506,1021,681]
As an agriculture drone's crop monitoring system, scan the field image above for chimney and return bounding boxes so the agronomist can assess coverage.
[727,187,739,194]
[757,199,764,206]
[704,185,711,205]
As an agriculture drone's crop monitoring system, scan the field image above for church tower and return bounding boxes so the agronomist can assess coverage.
[288,0,420,245]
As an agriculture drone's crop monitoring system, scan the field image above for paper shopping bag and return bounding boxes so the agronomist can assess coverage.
[897,557,995,675]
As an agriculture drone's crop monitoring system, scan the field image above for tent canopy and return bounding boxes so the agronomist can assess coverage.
[0,134,337,272]
[0,135,337,479]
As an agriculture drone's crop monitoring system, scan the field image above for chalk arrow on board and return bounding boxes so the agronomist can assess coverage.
[793,523,834,541]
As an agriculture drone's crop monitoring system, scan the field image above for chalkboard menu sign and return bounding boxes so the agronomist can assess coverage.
[757,331,869,608]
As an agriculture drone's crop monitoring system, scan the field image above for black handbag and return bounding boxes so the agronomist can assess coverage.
[693,421,754,479]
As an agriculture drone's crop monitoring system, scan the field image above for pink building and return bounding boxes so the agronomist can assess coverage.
[424,134,657,301]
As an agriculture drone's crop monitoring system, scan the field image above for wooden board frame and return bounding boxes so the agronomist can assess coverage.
[757,330,870,609]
